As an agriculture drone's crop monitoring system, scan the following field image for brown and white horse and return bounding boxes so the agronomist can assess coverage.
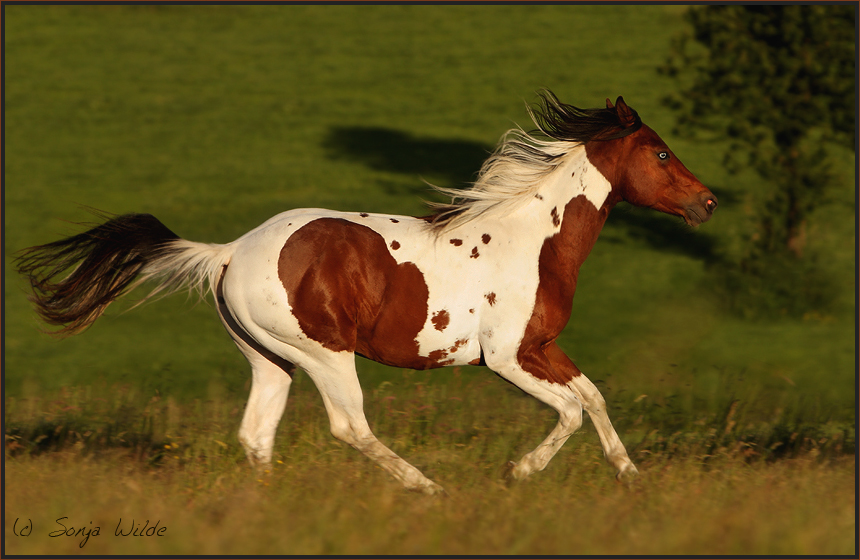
[17,92,716,494]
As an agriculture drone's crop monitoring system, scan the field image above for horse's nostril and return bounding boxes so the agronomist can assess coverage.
[706,197,718,212]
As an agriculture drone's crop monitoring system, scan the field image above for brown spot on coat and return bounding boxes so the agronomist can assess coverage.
[485,292,496,306]
[551,206,560,227]
[535,194,544,200]
[390,240,400,250]
[470,247,480,259]
[449,338,468,353]
[469,308,475,314]
[279,217,442,369]
[431,309,450,332]
[449,238,463,246]
[481,234,491,244]
[359,212,369,218]
[390,218,399,223]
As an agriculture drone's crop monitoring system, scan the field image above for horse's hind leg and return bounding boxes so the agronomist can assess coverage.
[235,346,294,465]
[216,279,294,466]
[304,351,445,495]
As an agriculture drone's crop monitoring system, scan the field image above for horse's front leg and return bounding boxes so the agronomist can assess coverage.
[489,342,638,483]
[506,397,584,481]
[485,348,585,481]
[544,342,638,482]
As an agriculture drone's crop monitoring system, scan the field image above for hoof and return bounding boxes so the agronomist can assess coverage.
[409,480,447,496]
[615,463,640,485]
[502,461,519,485]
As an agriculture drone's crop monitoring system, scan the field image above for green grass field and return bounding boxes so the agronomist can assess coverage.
[4,4,855,556]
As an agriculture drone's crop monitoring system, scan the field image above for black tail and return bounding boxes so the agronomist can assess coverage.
[15,212,181,336]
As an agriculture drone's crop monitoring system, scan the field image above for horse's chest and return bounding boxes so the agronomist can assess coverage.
[402,229,542,365]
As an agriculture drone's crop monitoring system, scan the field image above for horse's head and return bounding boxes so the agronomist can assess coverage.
[587,97,717,226]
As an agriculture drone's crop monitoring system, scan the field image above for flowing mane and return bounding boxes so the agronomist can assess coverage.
[427,90,641,232]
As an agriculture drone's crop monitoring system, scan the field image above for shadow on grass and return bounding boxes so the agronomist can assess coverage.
[322,125,491,198]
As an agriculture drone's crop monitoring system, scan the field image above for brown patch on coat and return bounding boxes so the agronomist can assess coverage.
[535,194,544,200]
[431,309,450,332]
[551,206,560,227]
[485,292,496,306]
[427,348,454,367]
[390,218,399,223]
[390,240,400,250]
[517,196,613,384]
[470,247,480,259]
[481,233,491,244]
[359,212,369,218]
[449,238,463,246]
[279,217,443,369]
[468,308,475,314]
[449,338,468,353]
[546,342,582,377]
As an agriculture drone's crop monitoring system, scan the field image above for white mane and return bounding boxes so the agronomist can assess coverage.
[427,126,581,232]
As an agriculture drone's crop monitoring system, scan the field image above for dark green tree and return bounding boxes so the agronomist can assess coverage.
[661,4,856,317]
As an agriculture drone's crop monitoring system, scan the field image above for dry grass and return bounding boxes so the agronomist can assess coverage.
[4,448,854,555]
[4,378,855,556]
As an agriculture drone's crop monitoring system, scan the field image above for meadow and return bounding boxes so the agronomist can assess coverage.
[4,4,856,556]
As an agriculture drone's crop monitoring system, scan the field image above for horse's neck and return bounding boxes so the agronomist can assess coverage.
[511,148,616,294]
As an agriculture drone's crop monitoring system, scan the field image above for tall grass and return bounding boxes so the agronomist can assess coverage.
[6,367,853,469]
[4,373,855,555]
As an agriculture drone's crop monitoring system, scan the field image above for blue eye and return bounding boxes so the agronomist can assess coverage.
[658,151,670,160]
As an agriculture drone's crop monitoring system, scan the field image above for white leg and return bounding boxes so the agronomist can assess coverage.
[237,351,293,465]
[488,341,638,482]
[508,397,583,480]
[489,359,585,480]
[567,373,638,481]
[304,351,445,495]
[542,341,638,480]
[215,277,294,466]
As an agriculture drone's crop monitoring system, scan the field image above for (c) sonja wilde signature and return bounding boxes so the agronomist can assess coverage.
[12,517,167,548]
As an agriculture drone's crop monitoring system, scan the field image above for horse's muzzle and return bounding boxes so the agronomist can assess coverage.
[683,191,718,226]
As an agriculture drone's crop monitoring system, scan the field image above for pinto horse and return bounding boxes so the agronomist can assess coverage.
[17,92,716,494]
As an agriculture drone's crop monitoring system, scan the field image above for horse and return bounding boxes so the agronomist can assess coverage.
[16,91,717,494]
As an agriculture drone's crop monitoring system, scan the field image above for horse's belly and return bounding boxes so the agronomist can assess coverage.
[357,335,482,369]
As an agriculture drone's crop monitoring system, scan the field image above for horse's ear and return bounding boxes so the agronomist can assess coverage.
[614,96,637,128]
[605,98,614,109]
